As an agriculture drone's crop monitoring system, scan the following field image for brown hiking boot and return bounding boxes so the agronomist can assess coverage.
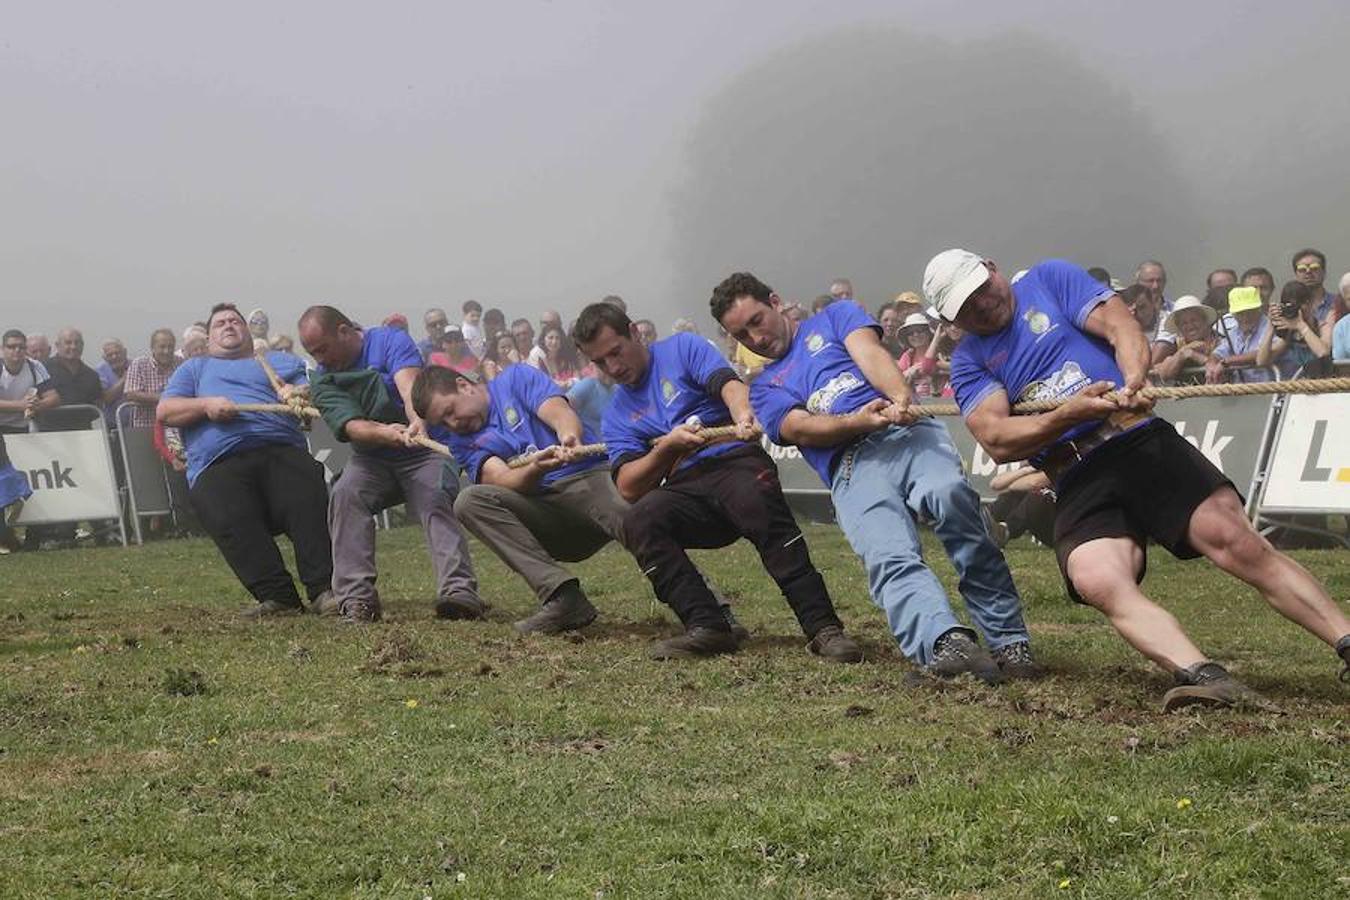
[991,640,1044,680]
[807,625,863,663]
[435,594,487,621]
[341,597,382,624]
[240,599,303,619]
[1162,662,1269,712]
[514,582,597,635]
[649,626,740,660]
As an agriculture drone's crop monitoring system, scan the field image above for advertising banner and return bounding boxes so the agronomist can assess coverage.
[1258,394,1350,512]
[6,431,122,524]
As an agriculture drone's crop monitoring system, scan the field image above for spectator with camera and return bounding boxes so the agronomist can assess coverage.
[1257,281,1331,379]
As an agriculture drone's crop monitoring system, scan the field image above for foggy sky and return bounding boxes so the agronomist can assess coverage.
[3,1,1348,354]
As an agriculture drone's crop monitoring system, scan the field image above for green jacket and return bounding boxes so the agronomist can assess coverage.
[310,369,406,442]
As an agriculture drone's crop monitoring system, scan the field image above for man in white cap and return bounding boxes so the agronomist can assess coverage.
[711,272,1035,683]
[925,249,1350,708]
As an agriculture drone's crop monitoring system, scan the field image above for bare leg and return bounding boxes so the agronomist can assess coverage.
[1186,487,1350,646]
[1065,536,1206,673]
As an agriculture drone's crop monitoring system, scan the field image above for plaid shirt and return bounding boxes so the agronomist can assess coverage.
[124,355,178,428]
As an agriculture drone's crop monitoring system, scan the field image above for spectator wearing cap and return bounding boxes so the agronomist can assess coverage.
[1258,280,1331,378]
[1153,296,1218,385]
[428,327,480,376]
[1210,286,1271,383]
[382,313,410,333]
[895,313,941,398]
[1333,272,1350,362]
[419,308,450,361]
[929,248,1350,707]
[247,309,270,341]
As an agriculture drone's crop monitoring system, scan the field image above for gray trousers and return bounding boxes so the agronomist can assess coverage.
[452,468,627,604]
[330,448,478,606]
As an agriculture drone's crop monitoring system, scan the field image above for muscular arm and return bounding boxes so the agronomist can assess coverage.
[392,366,422,425]
[777,401,888,448]
[478,452,560,493]
[1084,298,1152,396]
[536,396,584,446]
[844,327,914,406]
[613,437,690,503]
[342,418,410,449]
[158,396,220,427]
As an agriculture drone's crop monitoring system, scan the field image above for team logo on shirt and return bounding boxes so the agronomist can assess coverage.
[806,372,863,414]
[504,406,521,429]
[661,378,681,406]
[1019,361,1090,402]
[806,333,826,355]
[1023,309,1051,335]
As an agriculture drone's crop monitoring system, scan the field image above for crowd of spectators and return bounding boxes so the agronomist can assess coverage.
[2,248,1348,553]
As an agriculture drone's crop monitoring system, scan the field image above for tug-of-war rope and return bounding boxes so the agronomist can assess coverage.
[487,377,1350,469]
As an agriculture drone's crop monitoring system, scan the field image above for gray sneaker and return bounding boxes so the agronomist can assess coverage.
[240,599,304,620]
[991,640,1044,679]
[1162,662,1268,712]
[513,582,596,634]
[927,629,1005,684]
[807,625,864,663]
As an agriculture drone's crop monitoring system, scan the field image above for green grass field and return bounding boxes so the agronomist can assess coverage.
[1,525,1347,898]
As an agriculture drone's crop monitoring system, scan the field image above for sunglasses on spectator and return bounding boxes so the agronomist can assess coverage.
[1295,263,1323,274]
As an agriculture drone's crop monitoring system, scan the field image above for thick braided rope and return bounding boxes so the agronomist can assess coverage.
[913,376,1350,418]
[234,402,321,419]
[505,424,748,469]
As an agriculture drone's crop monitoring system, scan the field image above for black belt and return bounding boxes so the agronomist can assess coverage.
[1037,418,1145,483]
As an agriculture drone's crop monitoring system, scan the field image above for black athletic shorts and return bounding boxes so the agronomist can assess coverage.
[1052,418,1237,603]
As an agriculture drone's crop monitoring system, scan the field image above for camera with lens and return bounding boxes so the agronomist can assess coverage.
[1278,296,1301,321]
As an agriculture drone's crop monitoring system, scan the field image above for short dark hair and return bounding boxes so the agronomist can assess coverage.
[571,302,633,346]
[410,365,463,419]
[510,318,532,331]
[710,272,774,321]
[1279,280,1312,308]
[1206,268,1237,287]
[875,300,897,318]
[1086,266,1111,285]
[299,305,355,334]
[600,294,627,312]
[3,329,26,345]
[1291,248,1326,271]
[1118,283,1151,306]
[149,327,175,345]
[1240,266,1274,284]
[208,302,246,329]
[462,300,483,315]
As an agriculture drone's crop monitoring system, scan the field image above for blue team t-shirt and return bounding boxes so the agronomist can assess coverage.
[601,332,740,473]
[161,352,309,486]
[566,376,615,436]
[751,301,888,484]
[315,325,424,407]
[434,364,604,488]
[949,259,1129,464]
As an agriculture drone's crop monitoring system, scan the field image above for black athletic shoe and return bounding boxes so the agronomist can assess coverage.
[807,625,864,663]
[435,594,487,621]
[927,629,1004,684]
[649,625,740,660]
[514,582,596,635]
[1162,662,1268,712]
[991,640,1044,679]
[720,605,751,642]
[240,599,303,620]
[1335,635,1350,684]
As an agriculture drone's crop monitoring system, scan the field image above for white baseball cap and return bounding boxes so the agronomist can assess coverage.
[923,249,991,322]
[899,313,931,331]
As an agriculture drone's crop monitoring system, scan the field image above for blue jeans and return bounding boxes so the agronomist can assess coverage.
[830,420,1028,665]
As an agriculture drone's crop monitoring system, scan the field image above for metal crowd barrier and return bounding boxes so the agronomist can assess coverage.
[113,402,177,545]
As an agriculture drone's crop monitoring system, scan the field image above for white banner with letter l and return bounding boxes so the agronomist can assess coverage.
[1260,394,1350,512]
[6,431,122,523]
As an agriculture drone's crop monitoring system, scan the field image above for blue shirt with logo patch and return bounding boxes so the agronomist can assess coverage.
[433,364,604,488]
[601,332,739,473]
[949,259,1126,464]
[161,352,309,487]
[750,301,888,484]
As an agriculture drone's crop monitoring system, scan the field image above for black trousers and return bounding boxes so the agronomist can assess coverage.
[190,443,333,605]
[623,445,841,637]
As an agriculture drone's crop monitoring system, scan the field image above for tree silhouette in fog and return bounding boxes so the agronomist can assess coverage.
[670,28,1203,312]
